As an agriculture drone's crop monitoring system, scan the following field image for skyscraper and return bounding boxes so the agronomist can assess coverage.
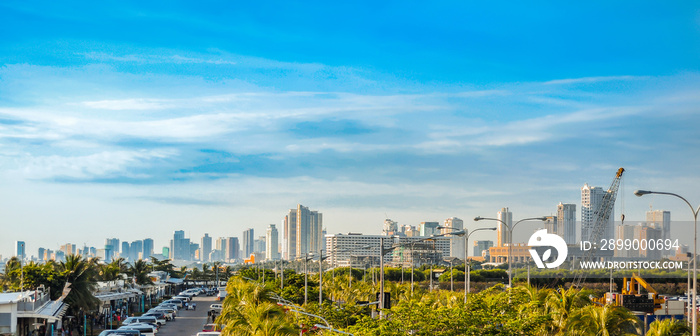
[243,228,254,258]
[557,203,576,244]
[266,224,280,260]
[15,241,25,260]
[646,209,671,255]
[227,237,240,261]
[284,209,297,260]
[170,230,191,260]
[497,208,512,247]
[201,234,212,262]
[285,204,323,260]
[143,238,154,259]
[121,242,130,260]
[581,183,614,242]
[105,238,119,260]
[474,240,494,258]
[441,217,465,258]
[130,240,143,261]
[419,222,440,237]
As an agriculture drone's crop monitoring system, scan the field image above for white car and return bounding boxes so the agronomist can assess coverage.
[118,324,157,336]
[122,316,159,327]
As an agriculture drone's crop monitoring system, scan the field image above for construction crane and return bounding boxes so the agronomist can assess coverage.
[572,167,625,288]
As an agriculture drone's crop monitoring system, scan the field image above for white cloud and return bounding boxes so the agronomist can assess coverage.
[543,75,649,85]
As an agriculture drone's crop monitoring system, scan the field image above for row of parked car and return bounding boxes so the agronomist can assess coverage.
[97,287,214,336]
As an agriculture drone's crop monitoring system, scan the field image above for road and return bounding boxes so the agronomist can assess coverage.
[157,295,217,336]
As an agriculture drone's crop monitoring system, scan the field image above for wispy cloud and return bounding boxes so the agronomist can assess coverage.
[543,75,650,85]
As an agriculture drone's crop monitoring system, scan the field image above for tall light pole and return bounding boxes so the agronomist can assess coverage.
[437,226,496,303]
[19,242,24,292]
[635,189,699,336]
[474,216,546,288]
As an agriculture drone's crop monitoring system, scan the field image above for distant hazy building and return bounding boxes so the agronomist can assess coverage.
[266,224,280,260]
[419,222,440,237]
[227,237,240,261]
[616,223,663,260]
[143,238,154,259]
[544,216,558,235]
[121,242,130,260]
[474,240,494,258]
[170,230,191,260]
[254,236,266,254]
[441,217,465,259]
[130,240,143,261]
[201,234,212,262]
[581,183,614,242]
[243,228,255,258]
[557,203,577,244]
[105,238,119,260]
[15,241,26,260]
[402,225,419,237]
[497,208,512,247]
[37,247,45,261]
[646,209,671,255]
[382,219,400,236]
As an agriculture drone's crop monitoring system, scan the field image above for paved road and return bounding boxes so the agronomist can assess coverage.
[157,296,217,336]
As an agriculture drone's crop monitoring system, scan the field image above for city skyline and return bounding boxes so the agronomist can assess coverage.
[1,2,700,258]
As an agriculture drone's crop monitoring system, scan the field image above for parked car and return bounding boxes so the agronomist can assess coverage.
[142,312,167,325]
[216,290,227,301]
[118,324,157,336]
[122,316,159,328]
[196,332,221,336]
[209,304,223,311]
[97,330,140,336]
[202,324,223,332]
[162,299,185,308]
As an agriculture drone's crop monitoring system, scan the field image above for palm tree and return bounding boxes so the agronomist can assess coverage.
[646,318,691,336]
[545,286,592,334]
[219,277,297,336]
[567,304,641,336]
[128,259,154,286]
[58,255,100,313]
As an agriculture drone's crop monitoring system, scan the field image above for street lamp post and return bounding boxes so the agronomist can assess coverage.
[437,226,497,303]
[635,190,700,336]
[474,216,546,288]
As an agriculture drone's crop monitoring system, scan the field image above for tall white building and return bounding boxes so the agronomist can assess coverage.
[284,204,323,260]
[557,203,577,244]
[581,183,614,242]
[382,219,399,236]
[441,217,465,258]
[544,216,558,235]
[497,208,512,247]
[266,224,280,260]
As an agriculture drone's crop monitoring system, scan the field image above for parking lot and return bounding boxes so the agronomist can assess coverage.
[157,295,217,336]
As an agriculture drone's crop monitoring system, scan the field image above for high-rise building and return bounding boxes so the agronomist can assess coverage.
[130,240,143,261]
[284,209,297,260]
[616,223,663,260]
[15,241,26,260]
[38,247,45,261]
[254,236,265,253]
[243,228,255,258]
[419,221,440,237]
[105,238,119,260]
[121,242,130,259]
[441,217,465,259]
[266,224,280,260]
[161,247,169,259]
[285,204,323,260]
[646,209,671,256]
[201,234,212,262]
[557,203,577,244]
[581,183,614,242]
[326,233,451,267]
[60,243,76,256]
[227,237,240,261]
[170,230,191,260]
[143,238,154,259]
[497,208,512,247]
[189,242,199,260]
[402,225,419,237]
[474,240,494,258]
[382,219,399,236]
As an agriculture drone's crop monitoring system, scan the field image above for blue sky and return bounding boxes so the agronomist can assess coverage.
[1,1,700,258]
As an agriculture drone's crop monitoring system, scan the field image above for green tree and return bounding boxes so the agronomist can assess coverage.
[645,318,690,336]
[57,255,100,314]
[567,304,641,336]
[128,259,154,286]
